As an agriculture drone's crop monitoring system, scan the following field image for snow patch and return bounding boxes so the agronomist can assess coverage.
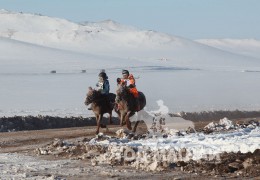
[89,125,260,171]
[204,117,234,131]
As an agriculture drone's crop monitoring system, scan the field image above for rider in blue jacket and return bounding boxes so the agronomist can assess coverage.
[88,70,110,110]
[96,71,110,95]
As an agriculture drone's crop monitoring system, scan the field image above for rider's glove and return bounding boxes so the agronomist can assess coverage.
[117,78,121,84]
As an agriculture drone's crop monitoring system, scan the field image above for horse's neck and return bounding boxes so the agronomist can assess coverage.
[120,91,135,109]
[93,96,103,104]
[121,93,131,102]
[93,91,102,98]
[121,88,130,98]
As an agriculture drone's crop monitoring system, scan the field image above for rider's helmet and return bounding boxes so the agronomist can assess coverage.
[98,72,108,80]
[122,70,129,76]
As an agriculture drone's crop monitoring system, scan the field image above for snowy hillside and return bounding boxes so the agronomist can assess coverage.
[1,9,260,71]
[196,38,260,59]
[0,37,152,73]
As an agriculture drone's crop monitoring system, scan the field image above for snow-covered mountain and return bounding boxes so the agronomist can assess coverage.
[1,9,260,72]
[0,37,149,73]
[196,38,260,59]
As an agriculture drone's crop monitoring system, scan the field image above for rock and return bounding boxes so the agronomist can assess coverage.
[116,129,127,138]
[176,161,187,167]
[97,133,104,139]
[39,148,48,155]
[91,159,98,166]
[180,166,184,171]
[219,117,234,130]
[204,122,217,130]
[162,161,169,168]
[176,131,184,136]
[204,117,235,132]
[237,171,243,176]
[162,134,168,138]
[247,124,255,129]
[186,127,196,134]
[35,148,41,155]
[148,161,159,171]
[228,162,243,171]
[127,133,135,139]
[180,148,187,158]
[52,138,64,147]
[243,158,253,169]
[174,177,182,180]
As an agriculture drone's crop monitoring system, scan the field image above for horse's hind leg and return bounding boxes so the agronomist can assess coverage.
[125,112,132,130]
[109,112,113,124]
[105,112,112,133]
[133,121,140,133]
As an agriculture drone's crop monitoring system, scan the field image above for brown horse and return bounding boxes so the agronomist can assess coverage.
[84,87,116,134]
[115,84,146,132]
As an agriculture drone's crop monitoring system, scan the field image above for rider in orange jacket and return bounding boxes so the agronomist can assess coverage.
[120,70,138,97]
[116,70,140,110]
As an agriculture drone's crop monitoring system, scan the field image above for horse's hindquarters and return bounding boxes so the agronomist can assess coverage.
[138,91,146,110]
[109,93,116,103]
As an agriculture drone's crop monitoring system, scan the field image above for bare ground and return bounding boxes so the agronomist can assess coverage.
[0,118,260,179]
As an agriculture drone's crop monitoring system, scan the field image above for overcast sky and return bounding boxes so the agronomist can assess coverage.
[0,0,259,39]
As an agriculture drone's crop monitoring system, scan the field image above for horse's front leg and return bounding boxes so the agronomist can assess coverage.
[125,111,132,130]
[120,113,125,126]
[109,112,113,124]
[96,114,103,134]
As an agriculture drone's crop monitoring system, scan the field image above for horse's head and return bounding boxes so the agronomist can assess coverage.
[116,84,130,100]
[85,87,99,106]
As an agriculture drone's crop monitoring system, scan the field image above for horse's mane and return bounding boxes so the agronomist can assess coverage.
[117,85,133,99]
[85,88,103,105]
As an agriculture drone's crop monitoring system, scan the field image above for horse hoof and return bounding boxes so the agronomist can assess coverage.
[127,124,132,130]
[127,133,134,139]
